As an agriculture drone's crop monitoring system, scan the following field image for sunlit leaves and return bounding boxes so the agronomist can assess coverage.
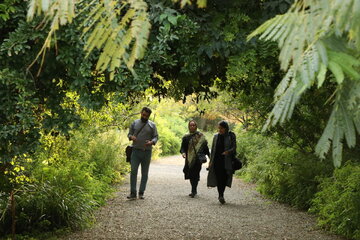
[173,0,207,8]
[26,0,206,78]
[82,0,150,79]
[248,0,360,166]
[27,0,150,78]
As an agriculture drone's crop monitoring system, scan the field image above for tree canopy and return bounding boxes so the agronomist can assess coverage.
[248,0,360,166]
[1,0,359,168]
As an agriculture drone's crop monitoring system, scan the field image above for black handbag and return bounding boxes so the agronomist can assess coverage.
[125,146,133,162]
[197,153,207,164]
[232,156,242,171]
[126,122,147,163]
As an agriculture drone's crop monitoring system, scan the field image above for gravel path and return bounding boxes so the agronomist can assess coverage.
[63,155,345,240]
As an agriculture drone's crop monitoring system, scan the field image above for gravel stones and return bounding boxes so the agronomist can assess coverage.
[63,155,345,240]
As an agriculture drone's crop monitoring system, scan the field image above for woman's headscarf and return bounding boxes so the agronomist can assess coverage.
[218,120,229,132]
[186,120,207,167]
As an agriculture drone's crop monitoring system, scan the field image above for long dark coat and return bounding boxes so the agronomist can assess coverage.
[207,131,236,188]
[180,132,209,180]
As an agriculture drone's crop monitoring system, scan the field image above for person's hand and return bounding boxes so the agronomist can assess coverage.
[222,151,229,155]
[181,153,186,158]
[130,136,137,141]
[206,162,212,171]
[145,140,153,146]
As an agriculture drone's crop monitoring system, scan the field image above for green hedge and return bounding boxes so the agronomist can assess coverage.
[310,162,360,240]
[234,128,360,239]
[234,129,333,209]
[155,115,187,156]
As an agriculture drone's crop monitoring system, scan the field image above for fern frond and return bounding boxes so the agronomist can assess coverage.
[317,63,327,88]
[250,0,360,166]
[274,67,294,98]
[263,77,303,130]
[328,61,345,84]
[339,101,356,148]
[81,0,150,77]
[332,124,343,168]
[328,51,360,80]
[27,0,78,72]
[315,80,359,166]
[26,0,151,78]
[315,109,336,159]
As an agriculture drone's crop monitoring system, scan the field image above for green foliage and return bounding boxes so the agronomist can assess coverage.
[235,129,333,209]
[248,0,360,166]
[219,40,281,129]
[0,69,41,163]
[221,39,335,158]
[27,0,151,78]
[156,115,187,156]
[26,0,209,79]
[310,162,360,239]
[0,125,129,236]
[156,121,180,156]
[141,99,188,156]
[0,0,18,21]
[0,2,147,170]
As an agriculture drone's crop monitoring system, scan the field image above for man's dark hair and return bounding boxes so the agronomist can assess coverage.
[218,120,229,132]
[188,119,197,126]
[141,107,152,115]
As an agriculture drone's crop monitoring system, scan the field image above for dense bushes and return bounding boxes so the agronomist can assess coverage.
[235,127,360,239]
[310,162,360,240]
[235,129,333,209]
[152,105,188,156]
[0,127,129,236]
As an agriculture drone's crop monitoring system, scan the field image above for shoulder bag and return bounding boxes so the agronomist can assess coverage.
[126,122,147,163]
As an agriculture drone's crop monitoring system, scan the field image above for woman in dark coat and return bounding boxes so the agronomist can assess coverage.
[207,120,236,204]
[180,120,210,198]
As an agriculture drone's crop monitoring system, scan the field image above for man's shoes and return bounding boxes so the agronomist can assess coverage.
[189,193,197,198]
[218,196,226,204]
[127,194,136,200]
[138,193,145,199]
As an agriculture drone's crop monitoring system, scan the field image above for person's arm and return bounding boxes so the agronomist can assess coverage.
[229,132,237,153]
[204,142,210,157]
[150,123,158,145]
[208,135,216,168]
[224,132,236,155]
[128,121,136,141]
[180,136,186,152]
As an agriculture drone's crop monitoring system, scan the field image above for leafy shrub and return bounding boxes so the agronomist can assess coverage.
[67,128,129,186]
[310,162,360,240]
[0,127,130,236]
[235,129,333,209]
[155,115,187,156]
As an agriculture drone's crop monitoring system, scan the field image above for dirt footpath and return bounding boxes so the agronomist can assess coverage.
[62,155,345,240]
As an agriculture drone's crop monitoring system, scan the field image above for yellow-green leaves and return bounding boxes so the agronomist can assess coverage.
[27,0,77,75]
[248,0,360,166]
[81,0,150,79]
[27,0,76,24]
[174,0,207,8]
[317,64,327,88]
[328,51,360,83]
[27,0,206,79]
[27,0,150,79]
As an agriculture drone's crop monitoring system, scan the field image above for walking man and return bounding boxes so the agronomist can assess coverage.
[127,107,158,200]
